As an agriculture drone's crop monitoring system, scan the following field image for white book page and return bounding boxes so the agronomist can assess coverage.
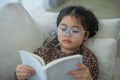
[45,55,82,80]
[19,50,47,80]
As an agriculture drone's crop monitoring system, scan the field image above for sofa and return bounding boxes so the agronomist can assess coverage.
[0,3,120,80]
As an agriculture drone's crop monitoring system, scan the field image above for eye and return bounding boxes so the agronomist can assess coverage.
[72,28,80,33]
[59,26,67,31]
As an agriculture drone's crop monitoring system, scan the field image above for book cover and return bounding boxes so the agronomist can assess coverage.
[19,50,83,80]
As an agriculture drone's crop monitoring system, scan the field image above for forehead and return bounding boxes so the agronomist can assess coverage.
[60,15,81,25]
[61,15,79,22]
[60,15,82,27]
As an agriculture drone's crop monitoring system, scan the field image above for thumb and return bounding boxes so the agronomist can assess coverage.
[76,63,87,70]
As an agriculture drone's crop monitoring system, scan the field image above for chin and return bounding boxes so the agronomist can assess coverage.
[62,45,75,50]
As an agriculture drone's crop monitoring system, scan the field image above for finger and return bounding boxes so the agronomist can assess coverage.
[67,63,87,75]
[74,73,89,79]
[73,71,93,80]
[67,69,84,75]
[76,63,88,70]
[23,65,36,75]
[17,70,34,80]
[77,63,90,74]
[21,64,35,72]
[16,64,35,79]
[18,72,32,79]
[16,64,35,74]
[17,67,35,75]
[17,64,35,71]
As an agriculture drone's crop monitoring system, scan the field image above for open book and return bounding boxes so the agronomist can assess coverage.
[19,50,83,80]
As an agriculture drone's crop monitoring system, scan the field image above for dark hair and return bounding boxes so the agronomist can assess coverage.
[57,6,99,38]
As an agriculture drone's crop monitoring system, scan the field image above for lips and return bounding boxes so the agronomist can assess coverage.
[63,39,71,43]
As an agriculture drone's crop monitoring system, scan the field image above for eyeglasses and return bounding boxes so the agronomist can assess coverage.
[55,26,86,38]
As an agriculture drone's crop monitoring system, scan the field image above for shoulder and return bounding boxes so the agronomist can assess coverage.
[81,45,96,57]
[34,46,50,56]
[81,45,97,61]
[34,39,58,56]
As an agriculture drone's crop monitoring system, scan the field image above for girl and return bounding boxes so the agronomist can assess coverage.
[15,6,99,80]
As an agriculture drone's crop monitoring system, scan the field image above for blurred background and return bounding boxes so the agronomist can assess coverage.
[0,0,120,19]
[49,0,120,19]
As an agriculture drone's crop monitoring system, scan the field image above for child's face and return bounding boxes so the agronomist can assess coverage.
[57,15,89,51]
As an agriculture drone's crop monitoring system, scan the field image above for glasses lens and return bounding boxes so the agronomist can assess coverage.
[55,27,84,38]
[71,28,80,38]
[57,27,66,37]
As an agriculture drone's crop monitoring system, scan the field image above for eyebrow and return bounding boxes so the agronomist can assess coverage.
[60,23,67,27]
[60,23,80,28]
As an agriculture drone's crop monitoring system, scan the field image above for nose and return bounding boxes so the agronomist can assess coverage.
[65,30,72,36]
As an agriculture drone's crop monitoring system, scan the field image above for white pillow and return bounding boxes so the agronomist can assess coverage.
[30,11,58,42]
[95,18,120,39]
[93,18,120,57]
[85,38,117,80]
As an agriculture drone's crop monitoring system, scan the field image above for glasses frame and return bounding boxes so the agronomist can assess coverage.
[54,27,87,38]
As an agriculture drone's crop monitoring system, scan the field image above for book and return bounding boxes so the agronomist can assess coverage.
[19,50,83,80]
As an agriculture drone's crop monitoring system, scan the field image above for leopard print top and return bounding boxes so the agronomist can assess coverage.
[34,41,99,80]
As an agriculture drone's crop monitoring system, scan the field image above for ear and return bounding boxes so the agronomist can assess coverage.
[84,32,90,41]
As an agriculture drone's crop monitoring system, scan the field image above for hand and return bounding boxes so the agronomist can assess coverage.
[67,63,93,80]
[16,64,36,80]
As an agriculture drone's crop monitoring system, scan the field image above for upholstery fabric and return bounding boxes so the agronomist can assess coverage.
[85,38,117,80]
[0,3,43,80]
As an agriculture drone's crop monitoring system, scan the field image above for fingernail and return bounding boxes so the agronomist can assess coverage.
[32,69,35,72]
[32,70,36,75]
[76,63,81,66]
[32,72,35,75]
[67,71,71,75]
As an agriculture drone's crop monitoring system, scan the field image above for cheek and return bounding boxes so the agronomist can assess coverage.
[57,35,85,47]
[71,38,83,45]
[57,36,62,43]
[71,34,85,46]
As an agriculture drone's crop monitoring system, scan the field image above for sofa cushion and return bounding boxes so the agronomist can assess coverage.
[94,18,120,39]
[0,3,43,80]
[94,19,120,57]
[29,10,58,41]
[85,38,117,80]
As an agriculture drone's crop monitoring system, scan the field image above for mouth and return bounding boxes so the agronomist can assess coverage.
[63,39,71,43]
